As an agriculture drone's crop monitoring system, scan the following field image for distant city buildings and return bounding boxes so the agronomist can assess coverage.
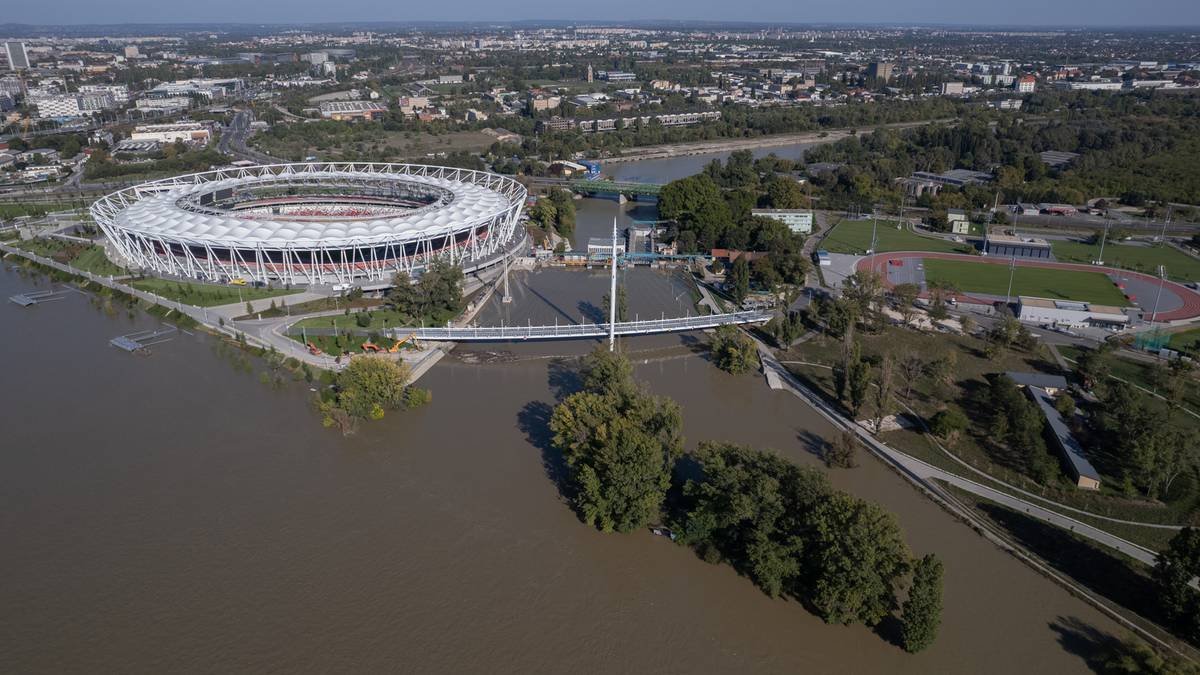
[318,100,387,121]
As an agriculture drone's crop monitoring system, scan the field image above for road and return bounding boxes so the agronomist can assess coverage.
[218,110,281,165]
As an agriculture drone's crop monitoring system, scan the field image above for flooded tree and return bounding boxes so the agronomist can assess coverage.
[901,554,944,653]
[549,349,683,533]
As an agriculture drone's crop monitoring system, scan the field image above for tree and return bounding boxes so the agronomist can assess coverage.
[549,349,683,533]
[809,492,912,626]
[872,353,897,433]
[710,325,759,375]
[765,175,809,209]
[847,343,873,419]
[899,351,926,399]
[891,283,920,327]
[727,255,751,305]
[901,554,944,653]
[930,408,969,445]
[1075,342,1114,393]
[317,356,412,434]
[1153,527,1200,644]
[387,270,419,317]
[826,429,859,468]
[843,270,884,331]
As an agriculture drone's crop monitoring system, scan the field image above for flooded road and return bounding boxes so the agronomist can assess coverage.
[0,259,1126,674]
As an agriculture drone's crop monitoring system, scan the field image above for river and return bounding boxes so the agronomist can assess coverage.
[0,147,1126,674]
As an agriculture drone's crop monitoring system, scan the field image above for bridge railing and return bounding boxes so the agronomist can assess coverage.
[393,310,772,341]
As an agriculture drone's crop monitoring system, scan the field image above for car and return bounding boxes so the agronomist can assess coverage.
[331,283,352,292]
[228,278,248,286]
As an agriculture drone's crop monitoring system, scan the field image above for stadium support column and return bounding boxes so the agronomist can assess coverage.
[609,217,617,352]
[501,253,512,304]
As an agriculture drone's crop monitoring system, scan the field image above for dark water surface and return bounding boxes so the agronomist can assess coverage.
[0,260,1122,674]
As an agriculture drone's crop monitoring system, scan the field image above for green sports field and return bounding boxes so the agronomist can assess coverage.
[922,258,1131,306]
[1049,240,1200,283]
[821,219,971,255]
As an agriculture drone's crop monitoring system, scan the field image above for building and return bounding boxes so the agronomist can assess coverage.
[867,62,894,82]
[131,122,212,145]
[3,42,30,70]
[984,233,1052,259]
[1039,150,1080,168]
[135,96,192,113]
[547,160,589,177]
[79,84,129,102]
[396,96,431,115]
[598,71,637,82]
[1017,296,1129,328]
[318,100,387,121]
[751,209,814,234]
[31,94,82,119]
[1015,75,1037,93]
[78,92,117,112]
[946,209,971,234]
[124,45,140,59]
[1026,384,1102,490]
[1005,371,1068,396]
[529,94,562,112]
[942,81,965,95]
[464,108,488,122]
[1053,80,1123,91]
[814,250,832,266]
[587,237,626,255]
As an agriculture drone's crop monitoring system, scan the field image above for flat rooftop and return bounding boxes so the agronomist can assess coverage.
[1018,296,1126,317]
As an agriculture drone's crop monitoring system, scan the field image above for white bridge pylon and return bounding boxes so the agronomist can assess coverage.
[393,310,772,342]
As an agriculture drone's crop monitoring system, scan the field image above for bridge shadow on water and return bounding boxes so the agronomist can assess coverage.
[577,300,605,324]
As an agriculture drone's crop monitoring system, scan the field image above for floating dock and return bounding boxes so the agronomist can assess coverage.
[9,289,69,307]
[109,326,178,353]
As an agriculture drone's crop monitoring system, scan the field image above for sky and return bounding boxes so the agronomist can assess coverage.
[5,0,1200,27]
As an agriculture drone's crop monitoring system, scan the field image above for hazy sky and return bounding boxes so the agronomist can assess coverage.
[6,0,1200,27]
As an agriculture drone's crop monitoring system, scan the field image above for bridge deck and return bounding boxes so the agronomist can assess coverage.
[393,310,771,342]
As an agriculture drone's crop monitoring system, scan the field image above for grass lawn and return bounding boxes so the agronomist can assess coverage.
[13,239,124,276]
[1051,240,1200,283]
[821,219,971,255]
[1167,327,1200,354]
[0,202,79,219]
[130,278,297,307]
[923,258,1131,306]
[292,306,458,332]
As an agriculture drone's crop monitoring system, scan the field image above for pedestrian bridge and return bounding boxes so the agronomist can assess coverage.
[393,310,772,342]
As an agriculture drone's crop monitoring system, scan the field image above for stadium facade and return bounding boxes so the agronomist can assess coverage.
[91,163,527,285]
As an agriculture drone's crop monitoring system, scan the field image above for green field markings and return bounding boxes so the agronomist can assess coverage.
[822,219,970,255]
[923,258,1131,306]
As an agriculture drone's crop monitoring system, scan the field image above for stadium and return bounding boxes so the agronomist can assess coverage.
[90,163,527,285]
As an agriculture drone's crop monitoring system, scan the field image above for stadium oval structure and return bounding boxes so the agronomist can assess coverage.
[91,162,527,285]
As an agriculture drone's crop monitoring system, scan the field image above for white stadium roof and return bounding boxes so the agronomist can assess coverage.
[112,169,511,247]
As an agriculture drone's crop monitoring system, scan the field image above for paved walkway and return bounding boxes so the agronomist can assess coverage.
[755,342,1161,566]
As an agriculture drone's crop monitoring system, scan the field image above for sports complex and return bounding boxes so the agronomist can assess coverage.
[90,163,527,285]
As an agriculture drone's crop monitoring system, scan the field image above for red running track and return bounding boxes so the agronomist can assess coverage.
[855,251,1200,322]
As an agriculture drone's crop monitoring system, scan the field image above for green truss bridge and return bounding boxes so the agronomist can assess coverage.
[566,178,663,197]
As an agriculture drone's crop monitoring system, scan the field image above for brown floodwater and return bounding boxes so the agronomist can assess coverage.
[0,258,1123,674]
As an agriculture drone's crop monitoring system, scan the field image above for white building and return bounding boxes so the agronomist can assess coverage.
[131,122,212,145]
[751,209,813,234]
[135,96,192,113]
[31,94,82,118]
[79,84,129,102]
[1015,75,1036,93]
[78,92,117,112]
[1017,296,1129,328]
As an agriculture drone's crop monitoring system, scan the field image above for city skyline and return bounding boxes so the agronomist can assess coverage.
[3,0,1200,29]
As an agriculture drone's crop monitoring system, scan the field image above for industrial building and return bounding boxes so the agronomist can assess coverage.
[1016,296,1129,328]
[131,122,212,145]
[983,233,1052,259]
[319,100,388,121]
[751,209,813,234]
